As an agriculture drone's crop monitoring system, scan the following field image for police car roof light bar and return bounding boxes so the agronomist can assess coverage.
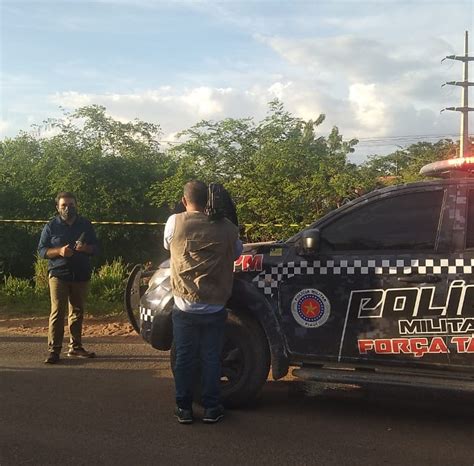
[420,157,474,178]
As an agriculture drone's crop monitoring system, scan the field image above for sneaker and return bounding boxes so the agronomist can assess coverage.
[174,407,193,424]
[44,353,60,364]
[202,405,224,424]
[67,347,96,358]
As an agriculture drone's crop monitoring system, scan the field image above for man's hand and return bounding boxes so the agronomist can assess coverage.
[74,242,93,254]
[59,245,74,257]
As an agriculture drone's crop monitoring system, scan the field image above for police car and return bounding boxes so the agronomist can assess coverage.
[125,157,474,407]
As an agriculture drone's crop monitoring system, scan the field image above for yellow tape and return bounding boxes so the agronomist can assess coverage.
[0,220,47,224]
[91,221,165,225]
[0,219,166,226]
[0,219,309,227]
[242,223,309,228]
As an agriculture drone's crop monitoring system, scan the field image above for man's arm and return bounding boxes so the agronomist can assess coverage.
[163,215,176,251]
[234,238,243,260]
[37,224,73,258]
[46,246,74,258]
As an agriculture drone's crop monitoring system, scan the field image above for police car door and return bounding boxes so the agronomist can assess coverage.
[447,180,474,369]
[278,184,453,368]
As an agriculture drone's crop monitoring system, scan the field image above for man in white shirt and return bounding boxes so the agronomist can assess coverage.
[164,181,242,424]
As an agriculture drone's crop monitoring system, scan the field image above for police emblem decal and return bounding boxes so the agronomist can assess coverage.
[291,289,331,328]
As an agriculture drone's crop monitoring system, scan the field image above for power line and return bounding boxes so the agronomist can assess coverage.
[350,134,466,148]
[159,133,462,147]
[355,133,459,142]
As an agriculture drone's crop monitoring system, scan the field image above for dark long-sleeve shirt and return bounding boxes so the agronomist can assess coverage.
[37,215,99,281]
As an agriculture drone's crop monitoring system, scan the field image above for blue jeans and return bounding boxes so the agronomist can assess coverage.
[172,307,227,410]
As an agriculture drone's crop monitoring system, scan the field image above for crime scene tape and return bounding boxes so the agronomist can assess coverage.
[0,219,307,228]
[0,219,165,226]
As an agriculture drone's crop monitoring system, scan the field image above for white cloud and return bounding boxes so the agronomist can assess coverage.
[180,87,231,118]
[0,120,10,137]
[3,0,472,164]
[50,91,94,108]
[261,34,425,84]
[349,83,387,135]
[268,82,293,101]
[44,86,252,140]
[257,32,470,137]
[20,62,459,162]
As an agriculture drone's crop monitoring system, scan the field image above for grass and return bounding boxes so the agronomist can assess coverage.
[0,293,50,318]
[0,293,124,318]
[0,258,128,319]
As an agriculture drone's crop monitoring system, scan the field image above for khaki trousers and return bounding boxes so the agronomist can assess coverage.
[48,277,90,353]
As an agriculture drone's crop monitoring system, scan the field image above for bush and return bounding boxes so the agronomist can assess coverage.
[2,275,34,298]
[1,257,129,316]
[34,254,49,296]
[90,258,128,302]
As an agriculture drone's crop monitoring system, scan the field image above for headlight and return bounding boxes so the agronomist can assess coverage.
[148,267,170,291]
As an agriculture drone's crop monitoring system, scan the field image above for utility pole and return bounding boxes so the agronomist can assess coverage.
[441,31,474,157]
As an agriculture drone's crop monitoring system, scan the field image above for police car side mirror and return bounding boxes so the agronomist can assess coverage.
[301,229,320,254]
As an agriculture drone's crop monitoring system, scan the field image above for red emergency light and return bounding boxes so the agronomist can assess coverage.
[420,157,474,178]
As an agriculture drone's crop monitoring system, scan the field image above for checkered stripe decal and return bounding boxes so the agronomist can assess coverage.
[253,258,474,296]
[140,306,153,322]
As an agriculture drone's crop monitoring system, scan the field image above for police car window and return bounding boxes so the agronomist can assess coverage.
[466,190,474,249]
[320,190,444,251]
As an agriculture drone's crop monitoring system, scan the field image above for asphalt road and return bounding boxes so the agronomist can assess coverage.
[1,334,473,466]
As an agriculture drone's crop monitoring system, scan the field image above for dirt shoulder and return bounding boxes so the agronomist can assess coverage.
[0,315,136,337]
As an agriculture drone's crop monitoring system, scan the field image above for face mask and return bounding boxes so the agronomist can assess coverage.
[59,205,77,221]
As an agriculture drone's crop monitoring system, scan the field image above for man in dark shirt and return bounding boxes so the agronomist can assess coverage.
[38,192,99,364]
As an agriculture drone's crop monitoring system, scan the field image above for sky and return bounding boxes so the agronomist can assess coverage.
[1,0,473,162]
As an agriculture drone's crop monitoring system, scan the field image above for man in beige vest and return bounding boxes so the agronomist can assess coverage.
[164,181,242,424]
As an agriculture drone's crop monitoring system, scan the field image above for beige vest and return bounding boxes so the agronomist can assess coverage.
[170,212,239,305]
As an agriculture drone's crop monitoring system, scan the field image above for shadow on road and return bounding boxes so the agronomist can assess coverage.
[261,379,474,419]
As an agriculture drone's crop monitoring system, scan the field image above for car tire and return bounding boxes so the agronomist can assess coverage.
[124,265,155,334]
[170,312,271,408]
[124,264,143,334]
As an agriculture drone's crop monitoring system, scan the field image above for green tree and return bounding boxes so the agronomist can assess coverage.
[0,106,172,277]
[362,140,458,184]
[149,100,364,240]
[2,101,458,278]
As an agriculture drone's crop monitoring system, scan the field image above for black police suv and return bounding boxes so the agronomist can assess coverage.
[125,158,474,407]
